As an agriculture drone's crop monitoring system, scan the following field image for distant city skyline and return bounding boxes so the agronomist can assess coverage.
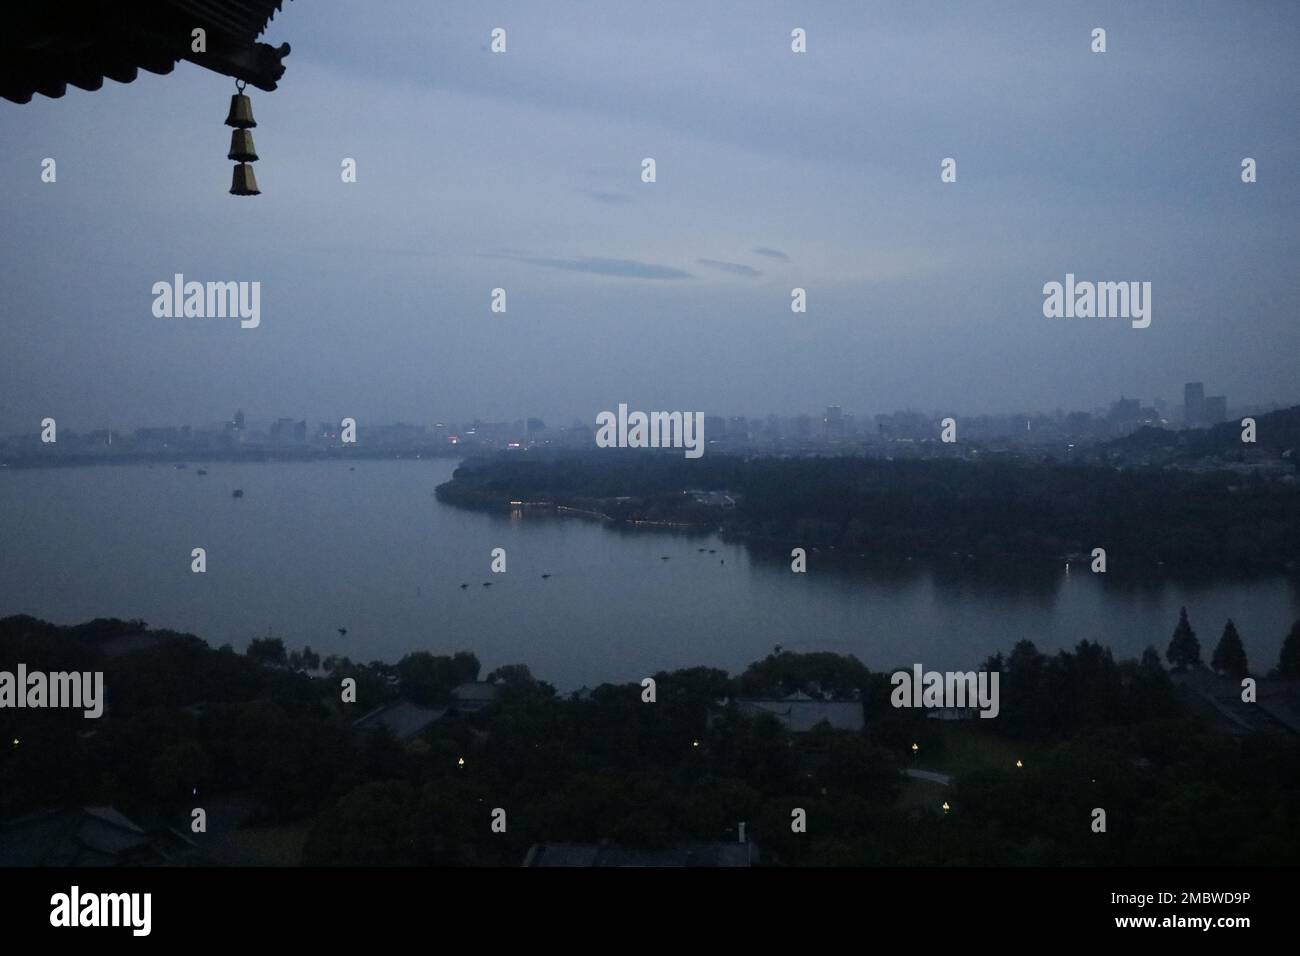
[2,376,1285,438]
[7,382,1287,451]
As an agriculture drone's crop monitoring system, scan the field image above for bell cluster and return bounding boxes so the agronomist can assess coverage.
[225,88,260,196]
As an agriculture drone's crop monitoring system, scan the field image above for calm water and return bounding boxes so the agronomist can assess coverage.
[2,459,1297,690]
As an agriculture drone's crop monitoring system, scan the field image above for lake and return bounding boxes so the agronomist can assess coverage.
[2,459,1296,689]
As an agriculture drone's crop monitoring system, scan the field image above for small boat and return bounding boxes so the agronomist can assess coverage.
[197,469,208,476]
[541,573,552,579]
[460,583,469,589]
[232,489,244,498]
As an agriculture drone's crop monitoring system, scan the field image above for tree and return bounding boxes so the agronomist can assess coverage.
[1210,620,1248,678]
[1000,639,1051,736]
[396,652,451,706]
[1166,607,1202,671]
[736,652,871,699]
[246,636,287,667]
[486,663,555,701]
[147,740,212,804]
[486,663,538,690]
[396,651,481,706]
[1277,620,1300,679]
[302,781,420,865]
[287,645,321,671]
[1139,645,1163,674]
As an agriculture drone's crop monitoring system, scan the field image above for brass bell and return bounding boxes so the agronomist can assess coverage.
[228,128,258,162]
[230,162,261,196]
[225,92,256,129]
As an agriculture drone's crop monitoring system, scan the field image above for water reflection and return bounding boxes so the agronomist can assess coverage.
[1,459,1296,690]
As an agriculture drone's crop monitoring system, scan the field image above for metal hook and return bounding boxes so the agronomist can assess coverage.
[235,80,247,93]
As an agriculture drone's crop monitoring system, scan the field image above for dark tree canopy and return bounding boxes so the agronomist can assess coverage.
[4,614,1297,867]
[396,650,481,706]
[1278,620,1300,679]
[246,636,287,666]
[1211,620,1249,678]
[1167,607,1203,671]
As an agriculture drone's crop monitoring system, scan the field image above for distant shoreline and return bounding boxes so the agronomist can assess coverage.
[0,449,464,471]
[434,451,1300,584]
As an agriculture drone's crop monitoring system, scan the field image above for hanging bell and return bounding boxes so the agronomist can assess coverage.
[225,92,256,129]
[230,162,261,196]
[227,128,258,162]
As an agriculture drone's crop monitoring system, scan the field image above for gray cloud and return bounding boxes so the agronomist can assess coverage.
[1,1,1298,430]
[578,189,633,205]
[697,258,763,277]
[514,256,693,280]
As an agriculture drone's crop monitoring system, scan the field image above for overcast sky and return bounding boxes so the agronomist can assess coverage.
[2,0,1297,431]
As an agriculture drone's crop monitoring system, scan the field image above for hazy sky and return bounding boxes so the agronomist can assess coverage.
[2,0,1298,432]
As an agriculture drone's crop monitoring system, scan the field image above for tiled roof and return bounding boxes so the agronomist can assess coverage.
[0,806,155,866]
[453,681,500,702]
[1,0,294,104]
[735,694,865,732]
[353,700,447,739]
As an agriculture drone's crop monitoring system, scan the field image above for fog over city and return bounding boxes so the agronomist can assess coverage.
[3,0,1298,433]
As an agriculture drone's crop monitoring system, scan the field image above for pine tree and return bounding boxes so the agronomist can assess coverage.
[1278,620,1300,679]
[1211,620,1248,678]
[1166,606,1202,671]
[1139,645,1164,674]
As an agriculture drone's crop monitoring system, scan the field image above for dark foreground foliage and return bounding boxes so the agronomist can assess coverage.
[2,614,1298,865]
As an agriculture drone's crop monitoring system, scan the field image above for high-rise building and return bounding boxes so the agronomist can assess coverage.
[1109,396,1141,423]
[270,417,306,443]
[1204,395,1227,424]
[824,405,844,440]
[1184,383,1205,426]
